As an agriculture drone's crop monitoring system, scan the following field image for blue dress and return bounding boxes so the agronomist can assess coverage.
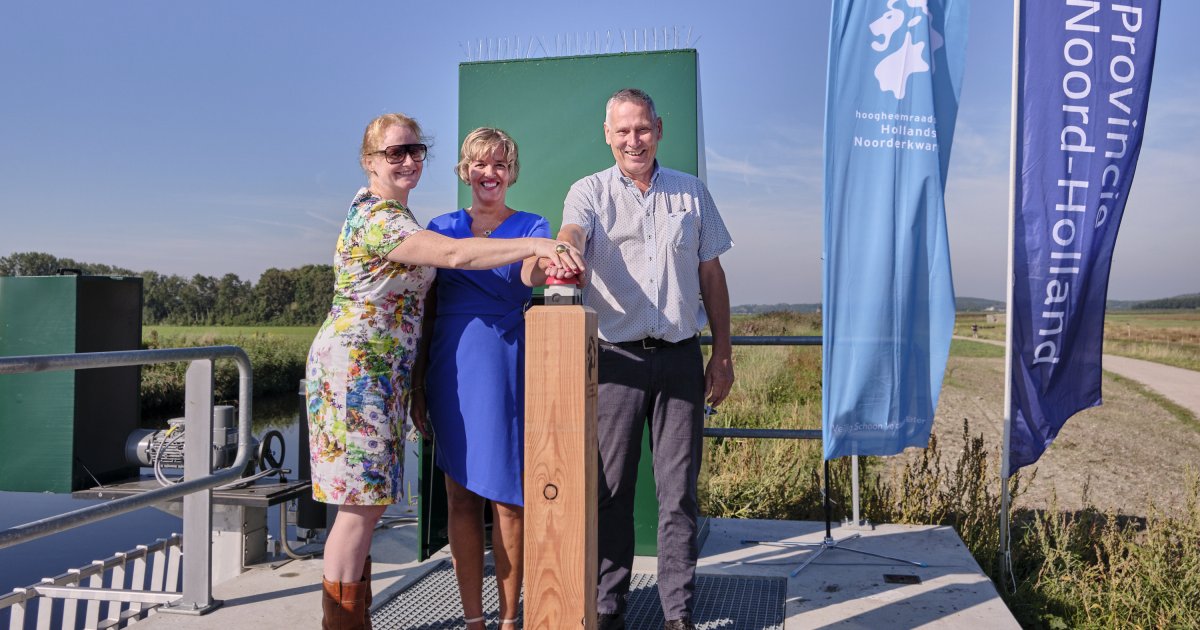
[425,209,550,505]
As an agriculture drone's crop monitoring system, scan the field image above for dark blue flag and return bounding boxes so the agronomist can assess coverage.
[1008,0,1162,476]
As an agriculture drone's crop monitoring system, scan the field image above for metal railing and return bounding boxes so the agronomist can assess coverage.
[0,346,253,623]
[699,335,821,441]
[698,334,865,524]
[0,334,843,626]
[0,535,182,629]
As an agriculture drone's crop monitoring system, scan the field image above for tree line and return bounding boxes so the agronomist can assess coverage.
[0,251,333,325]
[1131,293,1200,310]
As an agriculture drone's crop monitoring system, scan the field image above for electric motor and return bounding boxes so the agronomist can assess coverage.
[125,405,242,470]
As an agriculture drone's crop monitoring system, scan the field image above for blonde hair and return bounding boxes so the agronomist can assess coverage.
[359,113,424,174]
[455,127,519,185]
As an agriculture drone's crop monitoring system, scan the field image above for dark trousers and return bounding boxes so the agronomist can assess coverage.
[595,338,704,621]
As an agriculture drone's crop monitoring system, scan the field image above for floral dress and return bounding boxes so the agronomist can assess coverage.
[306,188,434,505]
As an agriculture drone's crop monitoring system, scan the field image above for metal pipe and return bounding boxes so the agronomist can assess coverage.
[278,501,319,561]
[177,360,217,612]
[702,427,821,440]
[0,346,253,551]
[851,455,861,526]
[31,586,181,605]
[999,0,1023,590]
[700,335,821,346]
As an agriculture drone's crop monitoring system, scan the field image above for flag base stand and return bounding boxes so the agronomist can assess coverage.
[742,459,927,577]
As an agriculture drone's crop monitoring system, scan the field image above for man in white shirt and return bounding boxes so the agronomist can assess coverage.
[554,87,734,630]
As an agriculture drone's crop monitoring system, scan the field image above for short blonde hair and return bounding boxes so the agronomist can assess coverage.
[455,127,519,185]
[359,113,424,174]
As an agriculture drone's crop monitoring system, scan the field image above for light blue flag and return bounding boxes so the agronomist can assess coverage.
[822,0,969,459]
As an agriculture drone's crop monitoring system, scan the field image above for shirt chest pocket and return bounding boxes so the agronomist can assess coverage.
[668,210,699,252]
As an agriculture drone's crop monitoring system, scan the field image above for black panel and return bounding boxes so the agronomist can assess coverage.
[71,277,143,489]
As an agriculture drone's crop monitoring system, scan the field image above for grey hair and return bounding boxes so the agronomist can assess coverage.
[604,88,658,123]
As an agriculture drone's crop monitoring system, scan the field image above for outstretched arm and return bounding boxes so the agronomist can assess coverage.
[387,230,583,273]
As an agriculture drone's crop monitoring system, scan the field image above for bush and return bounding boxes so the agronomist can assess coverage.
[140,330,309,420]
[1006,474,1200,628]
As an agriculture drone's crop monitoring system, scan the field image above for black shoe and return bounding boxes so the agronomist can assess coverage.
[663,617,696,630]
[597,612,626,630]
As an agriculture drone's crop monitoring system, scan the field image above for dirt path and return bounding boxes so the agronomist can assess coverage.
[953,335,1200,418]
[886,339,1200,514]
[1101,354,1200,416]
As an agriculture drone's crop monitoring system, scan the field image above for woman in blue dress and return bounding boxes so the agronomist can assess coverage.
[412,128,562,629]
[309,117,583,630]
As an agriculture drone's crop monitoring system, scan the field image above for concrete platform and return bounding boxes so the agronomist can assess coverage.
[136,514,1017,629]
[692,519,1018,629]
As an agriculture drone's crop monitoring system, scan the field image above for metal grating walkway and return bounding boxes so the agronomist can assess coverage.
[626,572,785,630]
[372,561,785,629]
[372,562,507,629]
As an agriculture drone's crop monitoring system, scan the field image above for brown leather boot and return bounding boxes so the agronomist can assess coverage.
[322,576,368,630]
[361,556,373,630]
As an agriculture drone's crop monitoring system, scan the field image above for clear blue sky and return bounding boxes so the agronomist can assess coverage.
[1,1,1195,305]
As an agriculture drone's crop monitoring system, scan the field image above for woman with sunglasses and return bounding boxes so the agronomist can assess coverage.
[410,128,556,629]
[306,113,582,630]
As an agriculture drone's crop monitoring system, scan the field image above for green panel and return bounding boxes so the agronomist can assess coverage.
[630,431,710,556]
[632,431,658,555]
[458,51,702,557]
[417,436,449,561]
[0,277,78,492]
[419,439,502,561]
[457,50,700,228]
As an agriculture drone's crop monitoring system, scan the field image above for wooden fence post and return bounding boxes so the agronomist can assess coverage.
[523,304,597,629]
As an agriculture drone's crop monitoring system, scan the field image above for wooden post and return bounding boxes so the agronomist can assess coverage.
[524,304,598,629]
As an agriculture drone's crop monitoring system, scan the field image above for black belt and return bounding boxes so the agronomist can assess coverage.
[603,335,697,350]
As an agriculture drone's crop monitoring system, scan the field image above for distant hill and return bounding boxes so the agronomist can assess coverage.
[733,298,1007,313]
[1132,293,1200,310]
[956,297,1004,312]
[732,296,1199,314]
[1106,299,1140,311]
[732,303,821,315]
[945,297,1197,311]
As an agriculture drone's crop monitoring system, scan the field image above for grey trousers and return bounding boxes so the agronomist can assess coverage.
[595,338,704,621]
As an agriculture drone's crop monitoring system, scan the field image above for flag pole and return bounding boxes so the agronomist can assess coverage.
[999,0,1022,591]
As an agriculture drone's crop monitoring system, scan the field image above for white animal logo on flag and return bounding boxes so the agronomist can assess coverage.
[869,0,944,99]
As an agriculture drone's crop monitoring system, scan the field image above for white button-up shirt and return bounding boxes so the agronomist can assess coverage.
[562,163,733,343]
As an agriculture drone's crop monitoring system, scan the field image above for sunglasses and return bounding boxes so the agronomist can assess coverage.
[371,143,428,164]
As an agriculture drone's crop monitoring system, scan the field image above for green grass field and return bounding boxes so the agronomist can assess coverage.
[140,326,315,419]
[1103,310,1200,371]
[144,325,318,344]
[950,338,1005,358]
[957,309,1200,371]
